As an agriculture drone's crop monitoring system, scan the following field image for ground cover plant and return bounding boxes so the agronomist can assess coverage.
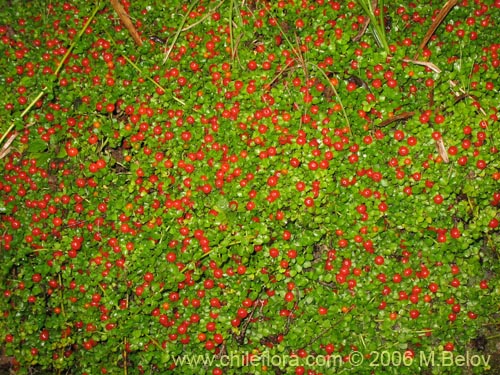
[0,0,499,374]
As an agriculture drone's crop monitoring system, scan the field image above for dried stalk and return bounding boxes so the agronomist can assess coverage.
[352,0,378,42]
[403,58,441,73]
[0,132,18,159]
[435,137,449,163]
[415,0,458,58]
[377,111,416,127]
[109,0,143,46]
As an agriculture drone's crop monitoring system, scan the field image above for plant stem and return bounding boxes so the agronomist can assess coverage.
[54,2,102,77]
[0,1,102,148]
[109,0,143,47]
[310,63,352,135]
[121,54,185,106]
[378,0,387,49]
[229,0,235,61]
[357,0,390,54]
[58,273,66,317]
[105,32,186,106]
[181,0,224,32]
[162,1,199,64]
[123,338,128,375]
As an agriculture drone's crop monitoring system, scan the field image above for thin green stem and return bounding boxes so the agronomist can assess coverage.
[54,2,102,77]
[145,335,166,351]
[229,0,235,61]
[181,0,224,32]
[272,18,306,71]
[229,0,244,63]
[378,0,386,47]
[0,91,44,147]
[121,54,185,106]
[105,32,186,106]
[0,1,102,148]
[357,0,389,54]
[310,63,352,136]
[162,1,199,64]
[180,248,214,274]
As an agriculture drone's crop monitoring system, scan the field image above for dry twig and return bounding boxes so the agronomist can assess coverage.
[109,0,143,47]
[352,0,378,42]
[377,111,416,127]
[415,0,458,58]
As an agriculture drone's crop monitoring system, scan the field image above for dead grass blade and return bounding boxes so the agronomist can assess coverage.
[0,131,17,159]
[403,58,441,73]
[449,80,487,116]
[415,0,458,58]
[181,1,224,32]
[435,137,449,163]
[377,111,416,127]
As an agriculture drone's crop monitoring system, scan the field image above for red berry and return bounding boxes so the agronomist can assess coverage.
[318,306,328,315]
[444,342,454,351]
[409,309,420,319]
[428,283,438,293]
[248,60,257,70]
[67,147,79,157]
[479,280,489,289]
[304,197,314,207]
[39,329,50,341]
[432,131,442,140]
[489,218,499,229]
[144,272,154,283]
[433,194,444,204]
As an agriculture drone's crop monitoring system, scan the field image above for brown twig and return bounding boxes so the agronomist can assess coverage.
[429,87,435,108]
[352,15,371,43]
[352,0,378,42]
[377,111,416,127]
[235,298,264,345]
[0,121,36,159]
[449,80,486,116]
[109,0,143,47]
[265,58,295,91]
[415,0,458,59]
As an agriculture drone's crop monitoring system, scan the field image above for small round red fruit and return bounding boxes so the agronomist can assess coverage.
[247,60,257,70]
[318,306,328,315]
[488,218,498,229]
[144,272,154,283]
[443,342,454,351]
[304,197,314,207]
[409,309,420,319]
[39,329,50,341]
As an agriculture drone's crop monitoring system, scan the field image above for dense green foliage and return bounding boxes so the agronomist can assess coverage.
[0,0,499,374]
